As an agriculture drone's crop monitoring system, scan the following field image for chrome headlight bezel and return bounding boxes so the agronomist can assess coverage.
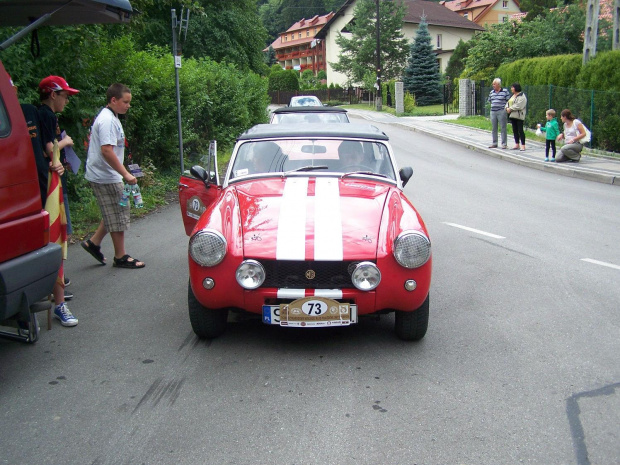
[189,229,227,267]
[351,261,381,291]
[236,259,266,290]
[393,231,431,269]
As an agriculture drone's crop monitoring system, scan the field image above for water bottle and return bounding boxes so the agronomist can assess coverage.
[119,183,131,207]
[132,184,144,208]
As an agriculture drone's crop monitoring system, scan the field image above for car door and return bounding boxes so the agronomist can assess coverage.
[178,173,221,236]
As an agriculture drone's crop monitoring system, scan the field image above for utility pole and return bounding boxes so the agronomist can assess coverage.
[613,0,619,50]
[583,0,600,64]
[172,8,190,174]
[375,0,382,111]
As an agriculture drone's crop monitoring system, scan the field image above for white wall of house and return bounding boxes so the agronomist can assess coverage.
[322,8,356,87]
[323,4,479,86]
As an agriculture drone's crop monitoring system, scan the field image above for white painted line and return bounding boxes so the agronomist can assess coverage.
[580,258,620,271]
[443,222,505,239]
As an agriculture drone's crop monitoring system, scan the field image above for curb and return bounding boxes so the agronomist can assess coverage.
[391,121,619,187]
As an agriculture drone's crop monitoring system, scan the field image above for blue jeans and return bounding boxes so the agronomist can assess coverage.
[490,110,507,146]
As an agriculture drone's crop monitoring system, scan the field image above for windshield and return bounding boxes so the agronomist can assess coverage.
[271,112,350,124]
[229,139,396,181]
[290,97,322,107]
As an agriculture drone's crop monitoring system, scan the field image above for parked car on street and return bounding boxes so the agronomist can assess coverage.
[270,106,350,124]
[288,95,323,107]
[178,124,432,341]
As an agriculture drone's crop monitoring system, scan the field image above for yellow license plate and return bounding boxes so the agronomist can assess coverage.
[279,296,351,327]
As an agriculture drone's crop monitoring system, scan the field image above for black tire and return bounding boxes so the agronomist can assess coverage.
[394,295,429,341]
[188,282,228,339]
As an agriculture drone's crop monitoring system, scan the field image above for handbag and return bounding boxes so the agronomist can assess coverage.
[582,125,591,143]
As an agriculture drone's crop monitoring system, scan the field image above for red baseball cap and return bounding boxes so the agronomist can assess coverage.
[38,75,79,95]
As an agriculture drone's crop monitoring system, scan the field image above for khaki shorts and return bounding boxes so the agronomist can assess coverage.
[90,182,130,232]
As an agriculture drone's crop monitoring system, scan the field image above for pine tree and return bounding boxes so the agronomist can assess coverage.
[403,16,442,106]
[331,0,409,86]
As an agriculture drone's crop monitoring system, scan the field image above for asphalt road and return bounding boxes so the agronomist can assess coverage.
[1,120,619,465]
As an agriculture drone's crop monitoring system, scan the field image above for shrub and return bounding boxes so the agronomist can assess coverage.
[268,69,300,91]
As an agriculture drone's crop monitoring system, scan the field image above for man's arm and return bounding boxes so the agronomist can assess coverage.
[100,145,136,184]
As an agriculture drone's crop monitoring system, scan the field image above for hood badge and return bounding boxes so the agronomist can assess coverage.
[251,234,262,241]
[305,270,316,280]
[362,235,373,243]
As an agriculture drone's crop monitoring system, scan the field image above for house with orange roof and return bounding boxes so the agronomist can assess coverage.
[316,0,484,86]
[266,12,334,74]
[440,0,521,27]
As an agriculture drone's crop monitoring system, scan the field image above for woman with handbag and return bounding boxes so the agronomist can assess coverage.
[556,109,587,163]
[506,82,528,151]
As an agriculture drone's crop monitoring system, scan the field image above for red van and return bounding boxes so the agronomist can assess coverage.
[0,60,61,341]
[0,0,134,342]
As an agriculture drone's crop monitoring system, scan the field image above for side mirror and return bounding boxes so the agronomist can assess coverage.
[190,165,210,188]
[399,166,413,187]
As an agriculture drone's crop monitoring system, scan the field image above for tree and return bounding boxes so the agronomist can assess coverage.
[121,0,269,75]
[444,39,471,81]
[265,46,278,66]
[331,0,409,86]
[463,4,587,79]
[403,17,442,106]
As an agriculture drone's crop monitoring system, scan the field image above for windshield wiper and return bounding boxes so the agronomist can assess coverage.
[283,165,329,175]
[341,171,388,179]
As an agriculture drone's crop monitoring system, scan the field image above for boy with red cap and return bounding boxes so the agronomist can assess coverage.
[38,75,79,327]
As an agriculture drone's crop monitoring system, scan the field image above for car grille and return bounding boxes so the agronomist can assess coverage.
[260,260,363,289]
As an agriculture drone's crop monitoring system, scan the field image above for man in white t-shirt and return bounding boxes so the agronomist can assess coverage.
[81,83,145,269]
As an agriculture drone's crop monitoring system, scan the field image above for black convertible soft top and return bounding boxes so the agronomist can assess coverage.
[238,123,389,141]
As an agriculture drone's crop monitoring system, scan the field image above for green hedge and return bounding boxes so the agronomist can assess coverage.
[268,69,300,92]
[496,51,620,91]
[4,34,269,171]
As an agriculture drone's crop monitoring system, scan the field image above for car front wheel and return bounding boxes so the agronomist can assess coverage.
[394,295,429,341]
[188,281,228,339]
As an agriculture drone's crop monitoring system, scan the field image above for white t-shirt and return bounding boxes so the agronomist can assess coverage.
[85,107,125,183]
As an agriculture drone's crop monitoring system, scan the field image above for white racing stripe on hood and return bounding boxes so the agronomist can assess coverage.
[314,178,343,261]
[276,177,309,260]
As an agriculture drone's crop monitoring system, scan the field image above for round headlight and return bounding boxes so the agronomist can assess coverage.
[189,229,227,267]
[351,261,381,291]
[236,260,266,290]
[393,231,431,268]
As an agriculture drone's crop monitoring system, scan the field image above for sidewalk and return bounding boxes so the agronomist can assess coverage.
[345,108,620,187]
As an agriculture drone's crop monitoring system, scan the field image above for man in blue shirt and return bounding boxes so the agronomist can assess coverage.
[488,78,511,149]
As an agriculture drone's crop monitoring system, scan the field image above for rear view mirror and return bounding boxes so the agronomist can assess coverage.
[399,166,413,187]
[301,145,327,154]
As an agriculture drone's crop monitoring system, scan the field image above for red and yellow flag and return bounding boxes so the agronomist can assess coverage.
[44,140,67,287]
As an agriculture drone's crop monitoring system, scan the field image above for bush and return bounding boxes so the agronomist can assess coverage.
[577,50,620,92]
[404,92,416,113]
[268,69,300,91]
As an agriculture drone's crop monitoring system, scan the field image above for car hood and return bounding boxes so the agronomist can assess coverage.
[234,177,392,260]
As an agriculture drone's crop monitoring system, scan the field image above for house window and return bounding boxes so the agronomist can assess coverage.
[502,0,508,7]
[463,12,469,19]
[306,30,310,37]
[298,32,302,39]
[436,34,442,49]
[501,15,508,22]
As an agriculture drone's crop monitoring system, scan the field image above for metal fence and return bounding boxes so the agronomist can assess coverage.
[478,84,620,152]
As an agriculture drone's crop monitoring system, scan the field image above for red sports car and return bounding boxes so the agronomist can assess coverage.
[179,124,432,340]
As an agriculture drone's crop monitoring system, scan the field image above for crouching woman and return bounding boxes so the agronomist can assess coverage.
[556,109,587,162]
